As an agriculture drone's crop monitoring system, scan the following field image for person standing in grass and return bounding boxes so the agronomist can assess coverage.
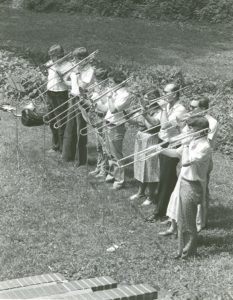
[62,47,95,166]
[45,44,72,153]
[104,71,131,190]
[159,116,211,258]
[88,68,111,179]
[128,89,161,206]
[146,83,187,222]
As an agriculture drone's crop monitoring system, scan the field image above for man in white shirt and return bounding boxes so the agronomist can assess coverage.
[45,44,72,153]
[105,71,131,190]
[62,47,95,165]
[146,83,187,222]
[160,116,211,258]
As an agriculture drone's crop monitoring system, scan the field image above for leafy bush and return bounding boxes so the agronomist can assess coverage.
[23,0,233,23]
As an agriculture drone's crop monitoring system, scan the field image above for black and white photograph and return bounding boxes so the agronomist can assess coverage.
[0,0,232,299]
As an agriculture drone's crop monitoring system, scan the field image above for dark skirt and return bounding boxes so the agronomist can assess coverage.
[62,98,87,165]
[154,153,179,217]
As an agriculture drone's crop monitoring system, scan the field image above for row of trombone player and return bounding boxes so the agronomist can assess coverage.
[24,43,218,258]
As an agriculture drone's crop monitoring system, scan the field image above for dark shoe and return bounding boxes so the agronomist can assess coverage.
[173,253,182,260]
[105,174,115,183]
[145,214,160,223]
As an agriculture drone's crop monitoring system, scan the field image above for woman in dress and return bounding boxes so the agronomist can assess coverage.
[129,89,161,206]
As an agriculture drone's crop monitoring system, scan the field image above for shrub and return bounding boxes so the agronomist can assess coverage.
[23,0,233,23]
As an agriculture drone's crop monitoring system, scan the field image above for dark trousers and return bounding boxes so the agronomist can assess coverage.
[154,153,179,217]
[138,182,158,201]
[62,109,87,166]
[46,90,68,152]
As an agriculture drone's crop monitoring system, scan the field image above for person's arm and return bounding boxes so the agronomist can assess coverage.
[70,73,80,96]
[63,73,72,87]
[182,143,210,167]
[181,145,190,166]
[96,101,108,113]
[161,105,187,130]
[108,94,117,114]
[160,104,170,129]
[161,148,180,158]
[143,109,160,127]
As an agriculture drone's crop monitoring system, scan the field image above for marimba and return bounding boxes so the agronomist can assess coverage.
[0,273,158,300]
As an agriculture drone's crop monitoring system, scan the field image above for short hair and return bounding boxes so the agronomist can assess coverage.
[48,44,64,58]
[95,68,108,81]
[145,89,160,110]
[73,47,89,60]
[199,98,209,110]
[164,83,180,99]
[146,89,160,100]
[108,70,127,84]
[187,116,209,132]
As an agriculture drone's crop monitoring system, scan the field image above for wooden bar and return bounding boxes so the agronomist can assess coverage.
[0,273,65,292]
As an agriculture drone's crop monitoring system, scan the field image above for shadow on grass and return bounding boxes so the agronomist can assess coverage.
[208,204,233,230]
[198,234,233,255]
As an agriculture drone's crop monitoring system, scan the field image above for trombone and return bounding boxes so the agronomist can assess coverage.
[30,50,99,104]
[137,106,216,142]
[137,127,210,163]
[82,85,191,135]
[110,85,191,128]
[53,77,132,129]
[117,127,209,168]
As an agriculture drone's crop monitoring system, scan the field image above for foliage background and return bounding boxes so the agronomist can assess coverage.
[22,0,233,23]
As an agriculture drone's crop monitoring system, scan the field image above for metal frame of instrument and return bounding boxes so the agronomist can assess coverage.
[117,127,210,168]
[79,85,190,136]
[29,50,99,105]
[53,77,132,129]
[42,76,109,125]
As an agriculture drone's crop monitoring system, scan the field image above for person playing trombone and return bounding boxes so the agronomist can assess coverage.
[146,82,187,222]
[62,47,96,165]
[104,71,132,190]
[128,89,161,206]
[158,116,211,258]
[88,68,111,178]
[45,44,73,153]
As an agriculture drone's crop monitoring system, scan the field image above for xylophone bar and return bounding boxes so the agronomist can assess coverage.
[0,276,117,299]
[0,274,66,292]
[56,284,158,300]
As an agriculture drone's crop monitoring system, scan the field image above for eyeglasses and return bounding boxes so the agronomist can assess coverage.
[163,90,169,94]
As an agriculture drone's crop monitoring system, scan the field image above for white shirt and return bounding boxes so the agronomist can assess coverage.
[70,65,95,96]
[176,137,211,182]
[78,65,95,90]
[47,61,72,92]
[91,88,108,114]
[159,101,187,141]
[205,114,218,148]
[105,87,130,125]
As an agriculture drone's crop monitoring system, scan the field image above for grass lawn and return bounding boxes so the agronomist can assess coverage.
[1,5,233,79]
[0,111,233,299]
[1,5,233,300]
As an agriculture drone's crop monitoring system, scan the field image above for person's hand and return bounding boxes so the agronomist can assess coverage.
[70,72,78,81]
[157,99,167,108]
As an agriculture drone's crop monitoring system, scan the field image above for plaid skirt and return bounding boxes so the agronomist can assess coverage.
[134,130,160,183]
[177,178,203,233]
